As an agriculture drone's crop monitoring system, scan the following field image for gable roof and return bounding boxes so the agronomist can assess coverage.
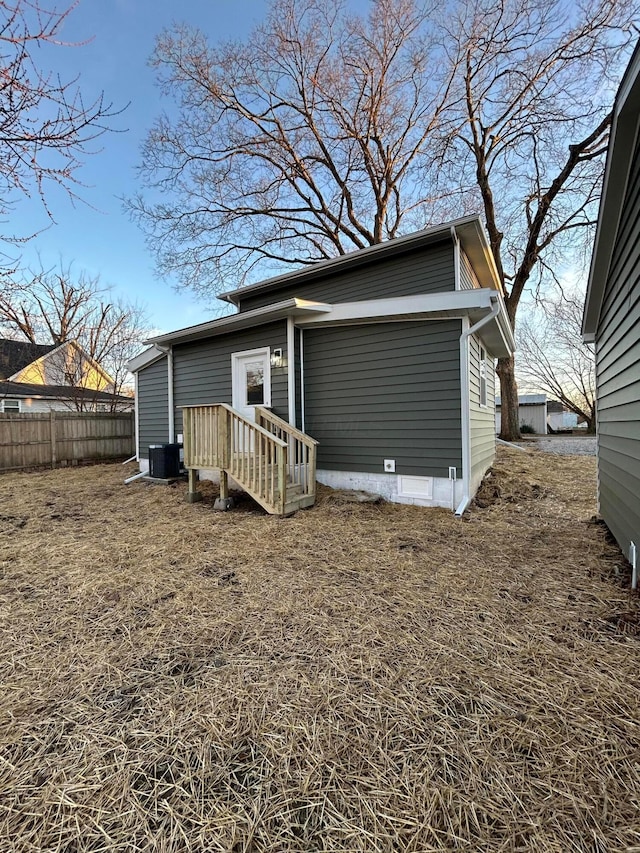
[583,41,640,340]
[7,338,117,387]
[219,215,503,306]
[0,339,56,379]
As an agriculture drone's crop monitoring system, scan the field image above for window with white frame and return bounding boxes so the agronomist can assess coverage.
[479,346,488,407]
[1,399,21,413]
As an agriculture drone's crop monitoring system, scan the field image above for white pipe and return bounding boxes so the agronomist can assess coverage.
[287,316,296,426]
[496,438,527,451]
[455,295,502,517]
[124,470,147,485]
[122,455,137,464]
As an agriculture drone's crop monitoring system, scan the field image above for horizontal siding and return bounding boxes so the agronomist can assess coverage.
[460,251,480,290]
[595,127,640,560]
[173,321,289,433]
[303,319,462,478]
[469,334,496,491]
[137,356,169,458]
[11,398,82,413]
[237,240,455,312]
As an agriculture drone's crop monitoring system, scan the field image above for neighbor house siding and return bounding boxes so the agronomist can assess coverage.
[595,130,640,560]
[468,334,496,492]
[172,321,289,433]
[2,397,71,413]
[460,251,480,291]
[138,356,169,459]
[302,319,462,478]
[6,397,128,413]
[236,240,455,312]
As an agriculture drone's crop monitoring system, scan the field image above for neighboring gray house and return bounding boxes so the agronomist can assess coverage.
[0,380,133,413]
[582,42,640,582]
[495,394,548,435]
[129,216,514,513]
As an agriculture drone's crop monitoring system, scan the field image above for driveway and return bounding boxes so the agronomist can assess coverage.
[518,435,597,455]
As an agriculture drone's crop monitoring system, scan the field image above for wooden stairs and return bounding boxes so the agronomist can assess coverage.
[180,403,318,515]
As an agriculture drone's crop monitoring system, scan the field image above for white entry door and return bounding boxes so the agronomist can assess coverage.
[232,348,271,421]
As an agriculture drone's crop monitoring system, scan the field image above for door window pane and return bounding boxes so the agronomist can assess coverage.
[245,362,264,405]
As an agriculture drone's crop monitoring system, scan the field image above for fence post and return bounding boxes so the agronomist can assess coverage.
[50,410,57,468]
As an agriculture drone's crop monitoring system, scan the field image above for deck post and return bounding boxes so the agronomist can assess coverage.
[214,469,234,511]
[218,405,229,469]
[277,445,286,515]
[186,467,202,503]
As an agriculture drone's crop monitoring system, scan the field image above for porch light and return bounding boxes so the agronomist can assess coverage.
[270,348,283,369]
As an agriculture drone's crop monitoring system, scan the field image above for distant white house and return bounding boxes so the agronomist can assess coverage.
[546,400,579,431]
[495,394,548,434]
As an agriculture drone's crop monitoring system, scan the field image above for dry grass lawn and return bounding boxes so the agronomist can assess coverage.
[1,448,639,852]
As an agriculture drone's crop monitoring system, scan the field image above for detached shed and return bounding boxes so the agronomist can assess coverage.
[495,395,548,435]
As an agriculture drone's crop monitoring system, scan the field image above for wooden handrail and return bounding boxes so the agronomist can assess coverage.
[180,403,295,514]
[255,406,317,500]
[254,406,319,448]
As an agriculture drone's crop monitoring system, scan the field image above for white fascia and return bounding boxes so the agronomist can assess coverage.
[127,345,167,374]
[295,289,494,326]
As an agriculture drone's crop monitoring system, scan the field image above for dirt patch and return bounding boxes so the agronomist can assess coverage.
[0,448,638,852]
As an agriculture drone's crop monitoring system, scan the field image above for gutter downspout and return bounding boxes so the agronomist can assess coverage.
[133,370,140,461]
[455,295,502,517]
[167,346,175,443]
[299,328,306,433]
[287,316,296,426]
[156,344,175,443]
[451,226,461,290]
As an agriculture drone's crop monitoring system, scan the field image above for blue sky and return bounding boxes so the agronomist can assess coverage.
[8,0,274,334]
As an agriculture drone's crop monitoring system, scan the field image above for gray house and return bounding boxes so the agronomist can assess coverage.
[130,216,514,514]
[582,43,640,584]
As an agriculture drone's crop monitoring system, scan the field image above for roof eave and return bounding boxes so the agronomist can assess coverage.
[296,289,514,357]
[144,298,332,348]
[453,218,504,295]
[582,42,640,338]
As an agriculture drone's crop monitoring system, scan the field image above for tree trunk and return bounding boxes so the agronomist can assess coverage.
[497,355,521,441]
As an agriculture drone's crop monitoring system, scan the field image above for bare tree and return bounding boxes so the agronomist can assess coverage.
[129,0,459,298]
[131,0,632,435]
[0,0,120,228]
[517,294,596,432]
[0,262,150,409]
[439,0,632,439]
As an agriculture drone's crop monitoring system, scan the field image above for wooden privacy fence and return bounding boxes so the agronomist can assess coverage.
[0,412,135,473]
